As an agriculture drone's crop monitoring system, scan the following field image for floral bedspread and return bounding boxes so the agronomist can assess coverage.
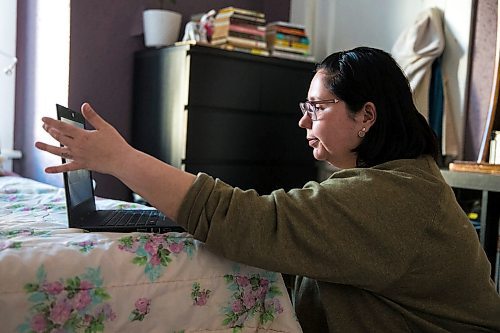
[0,176,302,333]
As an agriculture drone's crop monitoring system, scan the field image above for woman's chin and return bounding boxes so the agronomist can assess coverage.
[312,149,325,161]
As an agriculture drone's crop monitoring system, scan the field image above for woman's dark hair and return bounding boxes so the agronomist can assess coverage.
[316,46,439,167]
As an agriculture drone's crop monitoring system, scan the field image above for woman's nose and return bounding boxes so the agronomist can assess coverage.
[298,112,312,129]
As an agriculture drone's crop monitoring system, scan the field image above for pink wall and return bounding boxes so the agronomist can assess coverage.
[464,0,497,160]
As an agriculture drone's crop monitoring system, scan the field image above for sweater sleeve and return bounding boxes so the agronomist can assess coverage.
[177,165,441,292]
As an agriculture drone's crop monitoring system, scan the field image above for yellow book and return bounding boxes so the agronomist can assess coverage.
[218,6,265,18]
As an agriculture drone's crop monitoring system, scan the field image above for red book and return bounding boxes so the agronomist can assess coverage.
[229,24,265,36]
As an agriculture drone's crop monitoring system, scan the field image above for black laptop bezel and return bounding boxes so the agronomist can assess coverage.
[56,104,98,224]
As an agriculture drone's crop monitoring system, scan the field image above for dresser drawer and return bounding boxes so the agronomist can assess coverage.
[260,63,314,113]
[184,106,311,162]
[188,53,260,111]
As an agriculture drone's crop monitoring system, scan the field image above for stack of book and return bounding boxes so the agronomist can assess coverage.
[210,7,269,56]
[266,21,314,62]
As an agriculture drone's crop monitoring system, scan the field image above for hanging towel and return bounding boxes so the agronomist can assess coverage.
[429,56,444,139]
[392,7,459,157]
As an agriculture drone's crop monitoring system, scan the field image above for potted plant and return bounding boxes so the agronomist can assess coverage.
[143,0,182,48]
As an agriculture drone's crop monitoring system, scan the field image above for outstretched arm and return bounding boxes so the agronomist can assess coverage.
[35,102,196,221]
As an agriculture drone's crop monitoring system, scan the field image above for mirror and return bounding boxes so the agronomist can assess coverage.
[478,3,500,163]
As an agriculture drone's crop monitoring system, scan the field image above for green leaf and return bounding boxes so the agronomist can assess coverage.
[31,302,49,313]
[118,235,134,248]
[82,267,102,286]
[222,312,239,326]
[250,275,260,287]
[260,311,275,324]
[28,291,47,303]
[268,286,283,297]
[24,283,39,293]
[136,246,148,257]
[65,313,81,329]
[144,263,163,282]
[224,274,234,283]
[36,265,47,284]
[9,241,22,249]
[66,276,81,290]
[132,256,148,266]
[86,319,105,333]
[16,322,30,333]
[250,306,258,316]
[94,287,111,301]
[160,253,172,266]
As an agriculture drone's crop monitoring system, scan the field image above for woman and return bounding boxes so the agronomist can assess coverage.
[36,47,500,332]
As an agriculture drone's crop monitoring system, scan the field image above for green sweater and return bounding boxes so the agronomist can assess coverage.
[177,156,500,332]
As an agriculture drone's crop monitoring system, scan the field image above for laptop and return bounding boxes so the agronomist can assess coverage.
[56,104,185,233]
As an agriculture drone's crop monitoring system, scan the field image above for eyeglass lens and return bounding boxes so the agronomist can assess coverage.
[300,102,317,120]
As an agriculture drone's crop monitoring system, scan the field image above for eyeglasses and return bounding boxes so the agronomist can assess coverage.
[299,99,339,121]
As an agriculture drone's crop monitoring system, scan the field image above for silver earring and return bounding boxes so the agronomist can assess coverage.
[358,127,366,138]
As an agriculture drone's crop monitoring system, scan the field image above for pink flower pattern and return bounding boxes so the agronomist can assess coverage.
[222,272,284,330]
[30,314,48,333]
[19,265,115,333]
[168,242,184,253]
[118,234,194,282]
[71,240,96,253]
[41,281,64,295]
[129,297,151,322]
[135,298,151,314]
[49,298,72,325]
[72,290,92,310]
[191,282,212,306]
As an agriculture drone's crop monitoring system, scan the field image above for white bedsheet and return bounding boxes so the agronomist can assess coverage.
[0,176,302,332]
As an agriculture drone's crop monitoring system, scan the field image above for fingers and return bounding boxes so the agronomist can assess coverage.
[41,117,80,144]
[41,116,79,137]
[81,103,108,130]
[35,141,81,174]
[35,141,72,160]
[42,124,75,147]
[44,159,84,173]
[40,102,104,147]
[45,162,82,174]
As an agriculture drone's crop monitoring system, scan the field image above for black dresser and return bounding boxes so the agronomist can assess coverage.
[132,43,317,194]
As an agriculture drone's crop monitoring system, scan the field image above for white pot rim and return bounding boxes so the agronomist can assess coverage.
[144,8,181,15]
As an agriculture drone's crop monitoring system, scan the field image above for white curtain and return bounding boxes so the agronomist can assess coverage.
[0,0,18,172]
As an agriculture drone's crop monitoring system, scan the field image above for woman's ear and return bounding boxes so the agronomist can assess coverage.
[362,102,377,129]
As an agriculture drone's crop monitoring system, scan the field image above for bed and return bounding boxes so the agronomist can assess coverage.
[0,175,302,333]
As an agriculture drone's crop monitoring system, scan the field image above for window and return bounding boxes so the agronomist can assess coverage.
[12,1,70,185]
[0,0,18,172]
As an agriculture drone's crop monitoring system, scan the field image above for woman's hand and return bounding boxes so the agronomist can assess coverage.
[35,103,132,176]
[36,102,196,220]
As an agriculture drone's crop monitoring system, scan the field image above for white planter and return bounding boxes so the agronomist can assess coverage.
[143,9,182,48]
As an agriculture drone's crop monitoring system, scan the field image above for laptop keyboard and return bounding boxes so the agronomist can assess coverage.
[102,210,164,227]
